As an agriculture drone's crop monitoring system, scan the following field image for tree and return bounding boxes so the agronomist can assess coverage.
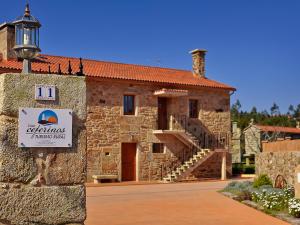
[270,103,280,116]
[288,105,295,116]
[294,104,300,119]
[250,107,257,115]
[232,99,241,112]
[231,99,242,121]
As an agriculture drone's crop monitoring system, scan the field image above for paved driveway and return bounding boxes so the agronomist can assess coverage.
[86,181,289,225]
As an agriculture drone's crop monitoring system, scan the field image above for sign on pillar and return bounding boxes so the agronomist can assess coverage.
[18,108,73,147]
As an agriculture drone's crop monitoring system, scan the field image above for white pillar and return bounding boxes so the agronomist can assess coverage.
[221,152,227,181]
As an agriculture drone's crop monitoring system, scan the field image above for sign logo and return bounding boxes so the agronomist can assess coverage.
[38,110,58,126]
[18,108,72,148]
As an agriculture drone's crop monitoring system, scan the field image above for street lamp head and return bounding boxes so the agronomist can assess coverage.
[12,4,41,73]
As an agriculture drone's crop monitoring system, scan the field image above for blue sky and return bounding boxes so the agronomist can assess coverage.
[1,0,300,113]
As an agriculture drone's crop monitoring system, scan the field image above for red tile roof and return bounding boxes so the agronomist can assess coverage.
[0,54,235,90]
[256,125,300,134]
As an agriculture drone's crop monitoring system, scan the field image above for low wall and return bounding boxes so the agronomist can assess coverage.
[262,139,300,152]
[256,151,300,186]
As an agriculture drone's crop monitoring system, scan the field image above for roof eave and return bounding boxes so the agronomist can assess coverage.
[0,22,14,30]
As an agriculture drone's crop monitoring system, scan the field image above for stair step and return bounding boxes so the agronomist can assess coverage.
[190,158,197,163]
[197,152,205,156]
[185,161,193,166]
[176,167,184,172]
[194,155,202,160]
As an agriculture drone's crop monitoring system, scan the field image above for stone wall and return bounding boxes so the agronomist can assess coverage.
[86,78,231,182]
[0,73,86,225]
[231,122,241,163]
[191,152,232,178]
[256,152,300,186]
[244,126,261,156]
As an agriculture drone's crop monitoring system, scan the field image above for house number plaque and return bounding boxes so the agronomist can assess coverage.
[35,84,56,101]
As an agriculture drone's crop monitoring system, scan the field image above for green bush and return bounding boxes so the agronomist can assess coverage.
[244,165,255,174]
[232,163,255,175]
[253,174,272,188]
[232,164,243,174]
[223,181,254,201]
[223,181,299,217]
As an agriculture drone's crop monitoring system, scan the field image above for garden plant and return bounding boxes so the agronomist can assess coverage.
[222,174,300,219]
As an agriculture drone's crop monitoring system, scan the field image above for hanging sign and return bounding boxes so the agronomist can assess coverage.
[18,108,72,147]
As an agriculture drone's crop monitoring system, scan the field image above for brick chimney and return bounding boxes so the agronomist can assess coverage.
[189,49,206,78]
[0,23,16,60]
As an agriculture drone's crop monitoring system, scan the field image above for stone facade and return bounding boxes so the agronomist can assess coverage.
[86,78,231,182]
[244,125,261,157]
[231,121,241,163]
[191,152,232,178]
[256,151,300,186]
[0,73,86,225]
[190,49,206,78]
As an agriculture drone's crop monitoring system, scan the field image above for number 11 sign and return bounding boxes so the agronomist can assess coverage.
[35,84,56,101]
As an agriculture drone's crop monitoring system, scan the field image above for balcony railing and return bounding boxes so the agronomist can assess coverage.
[166,114,230,150]
[158,114,231,181]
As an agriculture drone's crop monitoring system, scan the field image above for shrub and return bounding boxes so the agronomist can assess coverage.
[223,181,253,192]
[252,188,286,210]
[252,186,294,211]
[236,189,252,201]
[232,164,255,175]
[288,198,300,218]
[284,186,295,199]
[244,165,255,174]
[223,181,254,201]
[253,174,272,188]
[232,164,243,175]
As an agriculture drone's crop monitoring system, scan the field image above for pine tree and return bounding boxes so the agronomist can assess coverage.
[270,103,280,116]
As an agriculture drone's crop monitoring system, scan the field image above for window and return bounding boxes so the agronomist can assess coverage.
[189,99,198,118]
[152,143,165,153]
[123,95,135,115]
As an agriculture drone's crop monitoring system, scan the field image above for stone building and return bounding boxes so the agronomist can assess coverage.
[0,21,235,182]
[231,121,242,163]
[244,121,300,164]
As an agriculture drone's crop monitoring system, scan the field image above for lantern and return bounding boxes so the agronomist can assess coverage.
[13,4,41,73]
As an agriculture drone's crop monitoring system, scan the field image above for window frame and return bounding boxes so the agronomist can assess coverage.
[152,143,165,154]
[189,99,198,118]
[123,94,135,115]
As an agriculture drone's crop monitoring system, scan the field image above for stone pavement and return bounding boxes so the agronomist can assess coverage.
[86,181,290,225]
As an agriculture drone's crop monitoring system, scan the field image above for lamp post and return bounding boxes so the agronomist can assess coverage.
[12,4,41,74]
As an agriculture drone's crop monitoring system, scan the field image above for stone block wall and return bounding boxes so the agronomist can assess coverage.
[191,152,232,179]
[256,152,300,186]
[86,78,231,182]
[244,126,261,156]
[0,73,86,225]
[231,122,241,163]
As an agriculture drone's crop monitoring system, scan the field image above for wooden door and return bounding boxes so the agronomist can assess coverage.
[121,143,137,181]
[158,97,168,130]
